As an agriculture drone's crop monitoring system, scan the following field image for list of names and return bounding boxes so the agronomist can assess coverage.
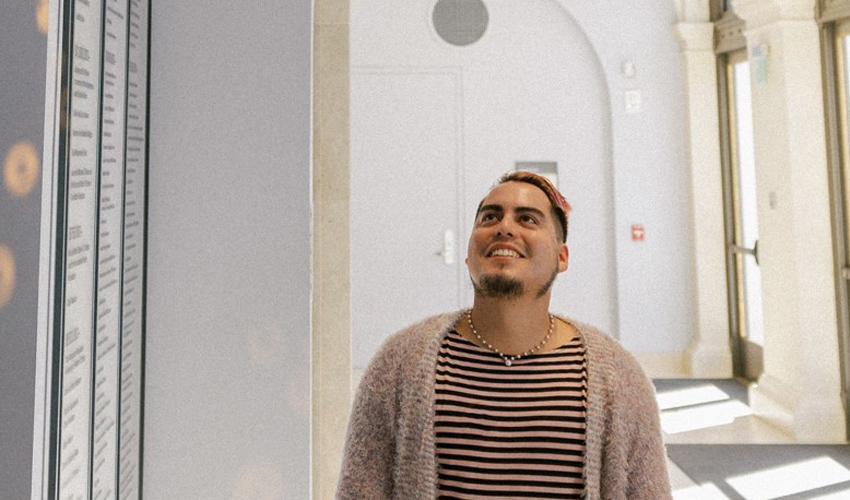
[118,0,148,497]
[91,0,129,498]
[56,0,149,499]
[60,0,105,498]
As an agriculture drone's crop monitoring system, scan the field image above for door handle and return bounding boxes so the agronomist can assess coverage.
[435,229,455,265]
[731,239,759,266]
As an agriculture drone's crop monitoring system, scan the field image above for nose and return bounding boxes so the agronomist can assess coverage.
[496,217,515,238]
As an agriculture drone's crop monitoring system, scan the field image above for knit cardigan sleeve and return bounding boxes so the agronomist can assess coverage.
[335,313,453,500]
[595,332,673,500]
[335,336,400,500]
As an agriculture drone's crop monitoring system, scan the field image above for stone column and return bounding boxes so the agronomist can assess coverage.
[734,0,846,442]
[312,0,351,497]
[674,19,734,378]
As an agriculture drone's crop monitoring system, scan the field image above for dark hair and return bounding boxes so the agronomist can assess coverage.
[477,171,571,243]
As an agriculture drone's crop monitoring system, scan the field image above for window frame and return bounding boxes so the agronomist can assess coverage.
[820,10,850,439]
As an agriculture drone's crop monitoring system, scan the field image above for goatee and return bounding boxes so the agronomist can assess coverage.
[472,265,559,300]
[473,274,524,300]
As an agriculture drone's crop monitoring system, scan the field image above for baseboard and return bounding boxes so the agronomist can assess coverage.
[685,342,733,378]
[633,351,689,378]
[750,374,847,442]
[749,374,797,438]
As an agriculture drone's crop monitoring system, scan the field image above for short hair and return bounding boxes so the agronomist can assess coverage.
[477,171,571,243]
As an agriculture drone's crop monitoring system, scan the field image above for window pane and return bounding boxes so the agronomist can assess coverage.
[733,62,759,249]
[731,61,765,345]
[841,36,850,258]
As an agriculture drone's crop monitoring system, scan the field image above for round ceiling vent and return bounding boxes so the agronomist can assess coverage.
[432,0,489,47]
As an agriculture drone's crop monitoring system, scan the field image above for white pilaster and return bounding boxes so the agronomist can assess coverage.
[312,0,352,497]
[675,0,711,23]
[675,21,734,378]
[735,0,846,442]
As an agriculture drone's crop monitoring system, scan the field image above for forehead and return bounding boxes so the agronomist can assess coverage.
[479,181,551,211]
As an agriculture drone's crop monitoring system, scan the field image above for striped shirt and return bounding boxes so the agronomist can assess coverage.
[435,329,588,500]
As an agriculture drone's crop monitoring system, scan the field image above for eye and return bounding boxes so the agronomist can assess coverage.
[519,214,539,225]
[479,212,497,223]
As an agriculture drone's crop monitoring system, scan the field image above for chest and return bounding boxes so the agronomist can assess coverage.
[432,331,588,499]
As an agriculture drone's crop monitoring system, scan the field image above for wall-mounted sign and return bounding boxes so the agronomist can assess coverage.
[752,43,769,86]
[631,224,645,242]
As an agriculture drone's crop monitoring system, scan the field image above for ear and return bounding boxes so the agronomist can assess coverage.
[557,244,569,273]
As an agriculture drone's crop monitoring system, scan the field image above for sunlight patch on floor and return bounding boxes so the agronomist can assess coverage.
[725,456,850,500]
[661,400,753,434]
[805,485,850,500]
[656,384,732,411]
[673,482,731,500]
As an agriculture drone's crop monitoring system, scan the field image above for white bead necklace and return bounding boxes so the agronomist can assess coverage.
[465,309,554,366]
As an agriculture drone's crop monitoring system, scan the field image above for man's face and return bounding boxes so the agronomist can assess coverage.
[466,181,569,299]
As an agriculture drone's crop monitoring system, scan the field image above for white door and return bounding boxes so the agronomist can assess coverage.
[351,70,463,372]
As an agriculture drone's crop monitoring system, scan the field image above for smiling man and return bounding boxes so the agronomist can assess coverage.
[336,172,672,500]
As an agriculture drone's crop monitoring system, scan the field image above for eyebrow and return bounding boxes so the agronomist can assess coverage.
[477,204,547,219]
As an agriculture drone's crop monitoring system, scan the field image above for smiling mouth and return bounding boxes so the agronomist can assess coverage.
[488,248,522,258]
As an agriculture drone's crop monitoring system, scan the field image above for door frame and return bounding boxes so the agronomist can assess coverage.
[718,48,764,383]
[821,16,850,439]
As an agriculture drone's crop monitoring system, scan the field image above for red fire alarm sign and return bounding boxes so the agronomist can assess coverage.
[631,224,645,242]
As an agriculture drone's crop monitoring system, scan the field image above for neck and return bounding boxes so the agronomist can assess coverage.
[469,293,552,354]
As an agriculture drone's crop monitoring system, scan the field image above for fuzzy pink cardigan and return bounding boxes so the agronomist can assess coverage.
[336,311,672,500]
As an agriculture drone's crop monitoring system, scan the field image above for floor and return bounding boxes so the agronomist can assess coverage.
[654,379,850,500]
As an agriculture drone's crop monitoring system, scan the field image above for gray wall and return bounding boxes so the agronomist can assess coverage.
[145,1,313,499]
[0,2,46,499]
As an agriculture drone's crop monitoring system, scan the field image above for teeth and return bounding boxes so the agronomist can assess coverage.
[491,248,520,258]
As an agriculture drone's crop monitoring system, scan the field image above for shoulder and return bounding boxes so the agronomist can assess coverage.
[373,310,464,361]
[558,316,656,395]
[359,310,464,383]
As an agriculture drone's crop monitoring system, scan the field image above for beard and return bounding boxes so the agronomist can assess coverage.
[536,267,558,298]
[471,263,559,300]
[472,274,525,299]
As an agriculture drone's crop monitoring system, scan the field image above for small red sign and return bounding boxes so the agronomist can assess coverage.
[631,224,645,242]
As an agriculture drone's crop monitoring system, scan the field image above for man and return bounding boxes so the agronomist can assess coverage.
[337,172,671,499]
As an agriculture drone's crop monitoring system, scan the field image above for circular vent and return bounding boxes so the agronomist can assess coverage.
[432,0,489,47]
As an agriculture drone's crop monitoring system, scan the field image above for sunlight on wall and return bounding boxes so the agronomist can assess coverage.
[0,245,14,309]
[3,141,40,198]
[36,0,48,34]
[726,456,850,500]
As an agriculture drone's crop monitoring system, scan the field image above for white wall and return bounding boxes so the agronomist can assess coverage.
[351,0,692,358]
[559,0,692,354]
[145,1,313,498]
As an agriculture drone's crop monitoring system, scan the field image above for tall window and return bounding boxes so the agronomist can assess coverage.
[716,15,765,381]
[725,51,765,349]
[832,23,850,266]
[822,8,850,436]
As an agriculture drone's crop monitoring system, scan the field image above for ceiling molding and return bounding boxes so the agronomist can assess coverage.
[733,0,816,30]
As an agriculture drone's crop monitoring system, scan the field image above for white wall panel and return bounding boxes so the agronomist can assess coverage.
[146,2,312,498]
